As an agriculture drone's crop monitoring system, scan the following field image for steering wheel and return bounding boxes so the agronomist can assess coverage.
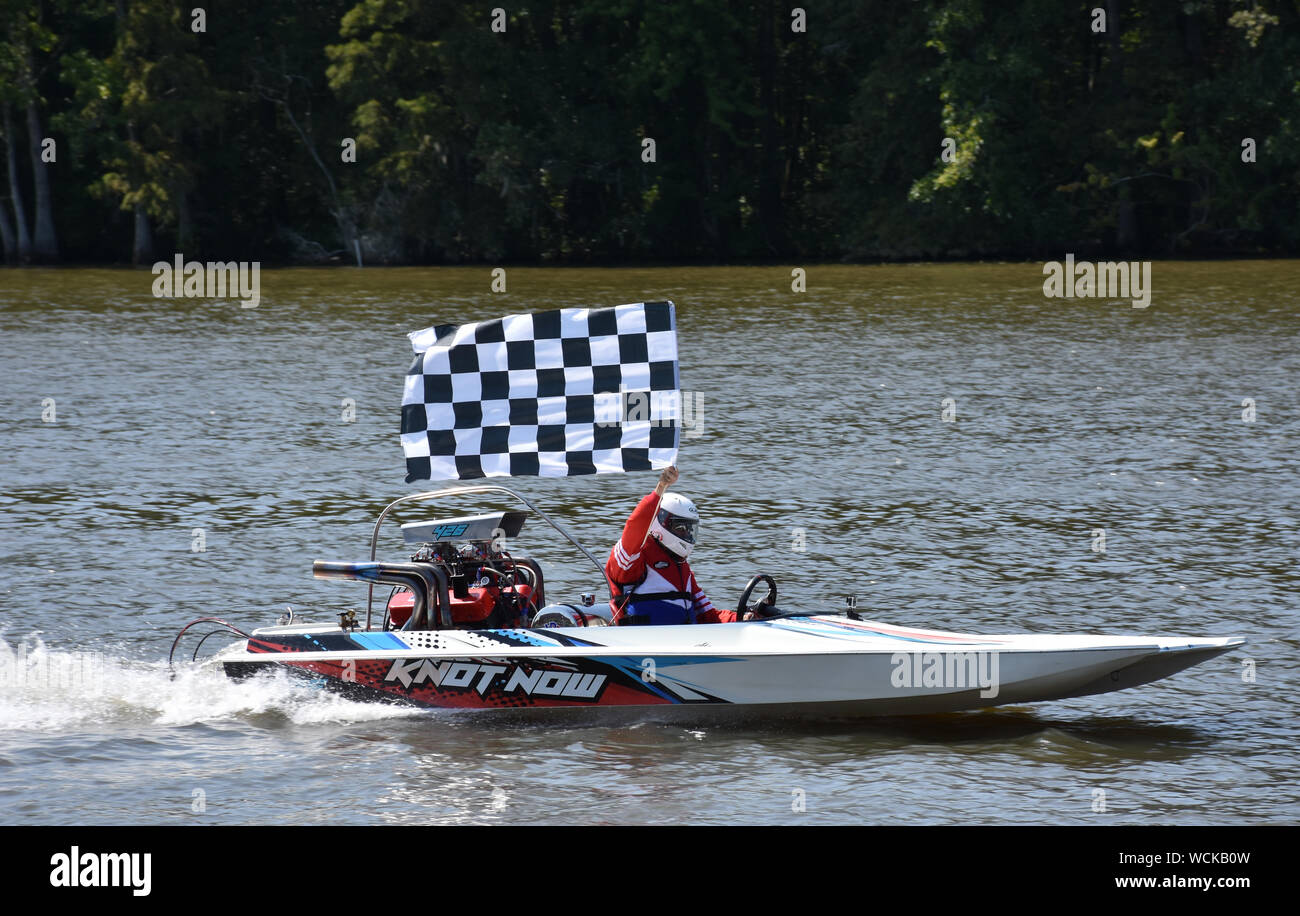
[736,574,778,619]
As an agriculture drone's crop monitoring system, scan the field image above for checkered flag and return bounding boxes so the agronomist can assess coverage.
[401,301,681,481]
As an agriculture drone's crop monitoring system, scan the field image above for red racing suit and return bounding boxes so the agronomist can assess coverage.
[606,490,738,625]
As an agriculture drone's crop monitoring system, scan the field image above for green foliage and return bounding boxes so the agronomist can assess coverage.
[4,0,1298,263]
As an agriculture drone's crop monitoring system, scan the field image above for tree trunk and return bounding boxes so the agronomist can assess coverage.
[3,105,33,262]
[1106,1,1136,251]
[1117,194,1138,250]
[0,192,15,263]
[0,110,15,262]
[132,203,154,265]
[26,99,58,261]
[272,92,354,253]
[124,118,153,264]
[757,0,785,254]
[1106,0,1125,96]
[176,187,194,254]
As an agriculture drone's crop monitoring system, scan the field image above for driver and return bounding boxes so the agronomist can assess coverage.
[606,466,754,625]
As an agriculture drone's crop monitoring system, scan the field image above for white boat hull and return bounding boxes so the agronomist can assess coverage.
[219,615,1244,718]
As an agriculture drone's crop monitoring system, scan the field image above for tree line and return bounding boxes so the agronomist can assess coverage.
[1,0,1296,266]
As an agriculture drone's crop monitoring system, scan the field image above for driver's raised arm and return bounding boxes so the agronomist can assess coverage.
[610,465,678,581]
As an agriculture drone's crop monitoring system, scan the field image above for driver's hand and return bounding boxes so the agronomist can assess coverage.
[742,611,757,621]
[658,465,679,490]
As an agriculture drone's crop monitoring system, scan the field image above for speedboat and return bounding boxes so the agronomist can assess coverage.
[173,485,1245,719]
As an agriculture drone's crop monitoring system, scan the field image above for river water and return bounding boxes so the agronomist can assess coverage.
[1,263,1296,824]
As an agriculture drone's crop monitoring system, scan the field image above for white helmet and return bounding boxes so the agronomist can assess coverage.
[649,493,700,560]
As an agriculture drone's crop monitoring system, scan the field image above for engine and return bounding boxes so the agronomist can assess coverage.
[385,511,544,630]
